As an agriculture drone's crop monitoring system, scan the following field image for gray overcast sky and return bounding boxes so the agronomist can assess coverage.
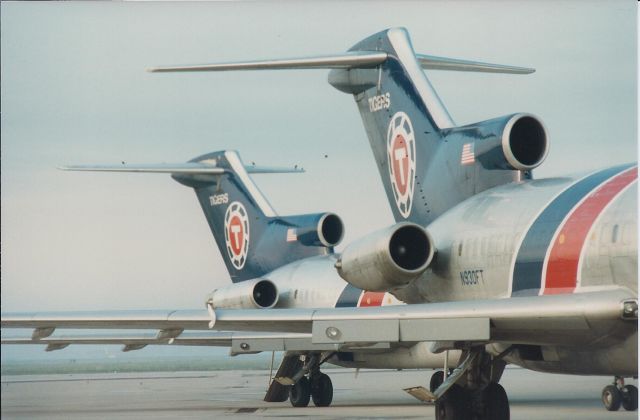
[1,1,636,320]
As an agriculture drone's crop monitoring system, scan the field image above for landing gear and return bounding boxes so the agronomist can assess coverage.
[435,382,509,420]
[430,370,445,393]
[433,347,510,420]
[602,384,622,411]
[288,353,334,408]
[311,372,333,407]
[430,369,456,392]
[622,385,638,411]
[289,376,311,407]
[602,377,638,411]
[435,385,470,419]
[482,382,510,419]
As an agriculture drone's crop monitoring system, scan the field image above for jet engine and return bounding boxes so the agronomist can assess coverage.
[294,212,344,247]
[498,113,548,171]
[335,222,435,292]
[207,278,278,309]
[452,113,549,171]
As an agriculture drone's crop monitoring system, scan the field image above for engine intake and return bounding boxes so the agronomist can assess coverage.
[295,212,344,247]
[448,113,548,172]
[502,114,548,171]
[208,278,278,309]
[336,222,435,292]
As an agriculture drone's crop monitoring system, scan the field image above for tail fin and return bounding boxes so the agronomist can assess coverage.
[62,150,343,283]
[327,28,537,225]
[149,27,537,226]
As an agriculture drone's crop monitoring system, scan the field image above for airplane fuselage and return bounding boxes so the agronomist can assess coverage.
[402,164,637,303]
[409,164,638,376]
[261,164,637,375]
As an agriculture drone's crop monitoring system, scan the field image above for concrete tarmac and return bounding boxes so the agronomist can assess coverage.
[1,368,637,419]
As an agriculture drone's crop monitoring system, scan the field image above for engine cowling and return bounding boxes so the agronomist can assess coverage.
[295,212,344,247]
[207,278,278,309]
[335,222,435,292]
[451,113,549,171]
[500,113,548,171]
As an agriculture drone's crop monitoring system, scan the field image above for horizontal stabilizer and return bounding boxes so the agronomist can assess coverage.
[60,163,225,174]
[148,51,532,75]
[59,163,304,175]
[148,51,387,72]
[245,165,305,174]
[417,54,534,74]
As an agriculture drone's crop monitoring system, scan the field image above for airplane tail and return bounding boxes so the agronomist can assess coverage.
[149,27,547,226]
[327,29,544,225]
[61,150,344,283]
[329,28,458,222]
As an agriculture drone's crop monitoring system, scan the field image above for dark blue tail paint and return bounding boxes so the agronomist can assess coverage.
[172,150,335,283]
[329,28,522,227]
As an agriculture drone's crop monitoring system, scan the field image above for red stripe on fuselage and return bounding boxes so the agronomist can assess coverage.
[543,167,637,295]
[358,291,386,307]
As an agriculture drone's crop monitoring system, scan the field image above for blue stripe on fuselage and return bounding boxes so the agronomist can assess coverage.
[335,284,362,307]
[511,163,634,296]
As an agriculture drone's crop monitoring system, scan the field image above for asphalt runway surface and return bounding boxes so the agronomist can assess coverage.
[1,368,637,419]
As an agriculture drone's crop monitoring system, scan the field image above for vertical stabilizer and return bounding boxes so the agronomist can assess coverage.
[149,27,536,227]
[172,151,341,282]
[64,150,341,284]
[328,28,458,224]
[173,151,275,281]
[328,28,533,225]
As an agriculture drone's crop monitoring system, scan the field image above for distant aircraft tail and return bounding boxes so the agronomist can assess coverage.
[149,27,546,226]
[61,150,344,283]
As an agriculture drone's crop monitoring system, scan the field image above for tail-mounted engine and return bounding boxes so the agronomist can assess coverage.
[335,222,435,292]
[498,113,548,170]
[448,113,549,171]
[294,212,344,248]
[207,278,278,309]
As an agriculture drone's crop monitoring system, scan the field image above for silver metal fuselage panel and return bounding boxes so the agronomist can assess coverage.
[397,175,637,303]
[262,171,637,374]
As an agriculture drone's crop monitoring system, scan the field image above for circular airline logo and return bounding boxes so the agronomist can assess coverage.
[224,201,250,270]
[387,112,416,219]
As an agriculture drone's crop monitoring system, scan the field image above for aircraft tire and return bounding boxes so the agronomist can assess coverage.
[622,385,638,411]
[435,384,470,420]
[311,373,333,407]
[483,382,510,420]
[289,376,311,407]
[602,384,622,411]
[430,370,444,392]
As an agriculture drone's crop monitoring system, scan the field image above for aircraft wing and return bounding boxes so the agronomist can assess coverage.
[0,329,336,354]
[211,288,637,348]
[2,289,636,352]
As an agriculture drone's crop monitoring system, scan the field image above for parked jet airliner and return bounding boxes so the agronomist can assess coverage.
[2,28,636,420]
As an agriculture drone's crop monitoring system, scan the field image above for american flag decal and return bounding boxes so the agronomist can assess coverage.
[461,143,475,165]
[286,228,297,242]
